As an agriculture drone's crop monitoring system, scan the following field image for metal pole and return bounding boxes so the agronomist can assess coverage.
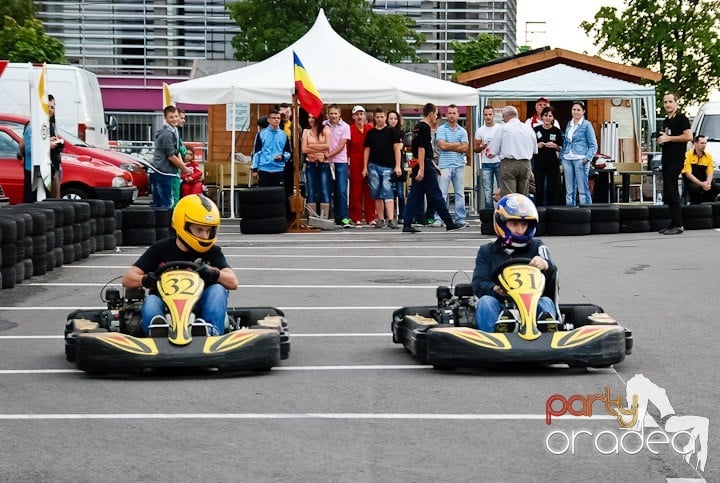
[230,102,236,218]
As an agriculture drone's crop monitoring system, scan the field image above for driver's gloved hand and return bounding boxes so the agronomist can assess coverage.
[141,272,158,289]
[197,264,220,284]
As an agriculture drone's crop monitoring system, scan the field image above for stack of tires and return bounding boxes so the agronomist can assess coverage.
[0,212,28,288]
[546,206,591,236]
[38,202,69,269]
[585,204,620,235]
[478,207,494,236]
[238,187,287,235]
[682,204,713,230]
[62,200,92,260]
[119,206,172,246]
[43,200,80,264]
[8,206,53,276]
[121,207,157,246]
[94,200,117,252]
[647,205,671,232]
[709,201,720,228]
[618,205,649,233]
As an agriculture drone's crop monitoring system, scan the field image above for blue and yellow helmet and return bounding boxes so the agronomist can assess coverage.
[494,194,538,247]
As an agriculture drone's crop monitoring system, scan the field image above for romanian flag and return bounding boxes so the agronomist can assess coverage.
[0,60,8,78]
[293,52,323,117]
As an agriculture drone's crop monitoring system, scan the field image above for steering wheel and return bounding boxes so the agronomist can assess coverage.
[491,258,532,283]
[156,260,199,277]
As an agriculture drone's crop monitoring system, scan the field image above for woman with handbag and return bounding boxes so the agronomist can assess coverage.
[561,101,598,206]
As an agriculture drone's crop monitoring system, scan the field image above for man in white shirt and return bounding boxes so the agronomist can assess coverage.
[474,105,503,208]
[525,97,559,129]
[493,106,537,196]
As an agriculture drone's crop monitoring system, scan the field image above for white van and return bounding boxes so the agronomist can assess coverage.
[0,63,109,148]
[691,101,720,170]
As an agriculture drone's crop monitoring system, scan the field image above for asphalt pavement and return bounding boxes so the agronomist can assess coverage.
[0,221,717,482]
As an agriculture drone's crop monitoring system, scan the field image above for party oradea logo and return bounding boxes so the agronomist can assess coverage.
[544,374,708,472]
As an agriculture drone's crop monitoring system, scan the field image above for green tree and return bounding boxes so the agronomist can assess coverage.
[0,17,65,63]
[0,0,35,30]
[451,33,503,74]
[582,0,720,106]
[227,0,423,62]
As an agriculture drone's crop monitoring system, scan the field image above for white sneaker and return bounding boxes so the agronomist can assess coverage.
[431,220,443,227]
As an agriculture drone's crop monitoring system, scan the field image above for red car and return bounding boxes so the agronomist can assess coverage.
[0,113,149,196]
[0,125,137,207]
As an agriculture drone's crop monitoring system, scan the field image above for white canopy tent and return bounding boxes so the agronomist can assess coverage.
[169,10,477,106]
[476,64,657,146]
[168,9,477,218]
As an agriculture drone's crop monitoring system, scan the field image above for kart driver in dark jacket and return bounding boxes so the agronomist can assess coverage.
[122,194,238,336]
[471,193,557,332]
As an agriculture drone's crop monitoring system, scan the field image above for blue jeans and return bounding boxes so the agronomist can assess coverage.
[141,283,229,336]
[436,166,466,223]
[403,165,454,228]
[149,172,175,208]
[475,295,557,332]
[305,162,331,203]
[367,163,394,200]
[331,163,349,222]
[393,181,406,220]
[562,158,591,206]
[482,163,500,208]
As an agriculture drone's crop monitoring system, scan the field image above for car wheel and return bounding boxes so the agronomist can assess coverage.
[61,187,91,201]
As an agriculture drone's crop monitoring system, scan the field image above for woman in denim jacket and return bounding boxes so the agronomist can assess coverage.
[561,101,598,206]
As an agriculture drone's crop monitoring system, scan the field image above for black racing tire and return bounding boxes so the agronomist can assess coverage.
[682,203,712,219]
[94,217,104,235]
[152,208,172,228]
[42,201,74,226]
[546,221,591,236]
[102,216,116,234]
[1,265,16,289]
[647,204,671,220]
[114,209,123,230]
[22,259,33,279]
[714,216,720,228]
[546,206,591,223]
[586,205,619,222]
[240,201,286,220]
[4,212,31,238]
[14,261,24,283]
[63,200,91,222]
[88,237,96,255]
[62,244,75,265]
[536,206,546,222]
[619,219,650,233]
[618,205,648,221]
[83,199,106,218]
[62,225,73,244]
[71,223,81,243]
[45,230,55,251]
[15,241,24,262]
[80,221,91,240]
[0,218,17,244]
[684,217,714,230]
[89,218,97,236]
[23,236,33,259]
[53,247,63,267]
[94,234,105,252]
[45,250,55,273]
[31,235,47,255]
[9,209,46,235]
[102,200,116,218]
[240,217,288,235]
[563,304,606,327]
[73,242,82,261]
[103,233,117,250]
[122,228,156,246]
[535,221,546,237]
[0,244,16,268]
[237,187,286,205]
[0,214,26,240]
[114,230,123,246]
[121,208,156,229]
[706,201,720,216]
[54,227,64,248]
[32,254,47,276]
[591,221,620,234]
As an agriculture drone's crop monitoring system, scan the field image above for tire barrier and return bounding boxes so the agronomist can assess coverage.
[238,188,287,235]
[682,204,713,230]
[546,207,591,236]
[116,206,172,246]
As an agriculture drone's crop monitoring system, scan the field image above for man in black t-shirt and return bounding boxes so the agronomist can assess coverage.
[121,195,238,336]
[657,93,693,235]
[363,108,403,228]
[402,103,468,233]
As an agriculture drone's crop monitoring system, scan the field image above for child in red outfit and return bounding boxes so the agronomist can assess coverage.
[180,146,203,197]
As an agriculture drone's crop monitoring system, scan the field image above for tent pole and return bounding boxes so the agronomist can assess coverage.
[229,102,236,219]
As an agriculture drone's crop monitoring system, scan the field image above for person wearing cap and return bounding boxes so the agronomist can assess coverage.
[324,104,352,228]
[525,97,560,129]
[348,105,377,226]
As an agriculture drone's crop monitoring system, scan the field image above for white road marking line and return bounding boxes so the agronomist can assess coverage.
[0,306,396,311]
[0,333,392,340]
[55,266,466,272]
[24,283,439,289]
[0,413,614,421]
[666,479,707,482]
[95,253,476,258]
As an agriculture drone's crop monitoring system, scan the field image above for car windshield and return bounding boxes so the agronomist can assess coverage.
[0,120,25,137]
[57,127,93,147]
[0,130,19,157]
[698,114,720,141]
